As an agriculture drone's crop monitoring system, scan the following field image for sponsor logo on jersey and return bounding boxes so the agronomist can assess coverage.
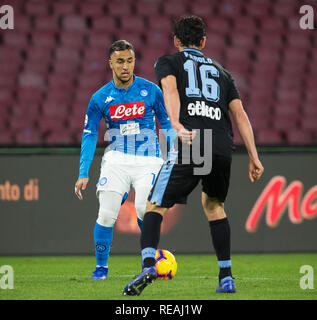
[109,101,145,121]
[187,101,221,120]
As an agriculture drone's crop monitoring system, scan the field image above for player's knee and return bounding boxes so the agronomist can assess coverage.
[97,211,117,228]
[97,190,122,227]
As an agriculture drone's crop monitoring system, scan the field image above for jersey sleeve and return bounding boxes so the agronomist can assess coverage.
[224,69,241,104]
[154,55,178,87]
[78,96,103,179]
[152,84,177,151]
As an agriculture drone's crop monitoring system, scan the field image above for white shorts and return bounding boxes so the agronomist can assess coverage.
[96,150,164,198]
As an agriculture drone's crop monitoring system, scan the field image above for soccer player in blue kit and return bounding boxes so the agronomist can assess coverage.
[74,40,176,279]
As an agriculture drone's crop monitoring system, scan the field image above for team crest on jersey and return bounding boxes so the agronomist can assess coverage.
[109,101,145,121]
[140,89,148,97]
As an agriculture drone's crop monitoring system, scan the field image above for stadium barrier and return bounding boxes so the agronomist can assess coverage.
[0,148,316,255]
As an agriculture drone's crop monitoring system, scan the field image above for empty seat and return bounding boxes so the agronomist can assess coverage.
[135,0,162,16]
[119,16,145,31]
[11,102,40,117]
[218,0,244,17]
[15,128,43,145]
[52,1,77,15]
[9,114,37,131]
[48,73,75,89]
[59,31,85,49]
[107,1,132,16]
[45,131,74,145]
[286,32,312,49]
[53,60,80,74]
[34,15,59,32]
[230,32,255,48]
[300,116,317,131]
[16,87,43,103]
[91,16,117,32]
[37,115,67,134]
[273,1,297,17]
[145,31,172,49]
[148,15,172,32]
[256,129,284,144]
[233,17,258,34]
[88,31,114,48]
[161,0,189,17]
[189,2,216,17]
[205,17,231,34]
[0,131,14,145]
[25,0,50,15]
[272,115,299,130]
[258,33,283,48]
[30,30,57,48]
[42,101,70,117]
[54,47,81,62]
[245,1,271,17]
[260,16,286,32]
[46,88,74,104]
[287,130,314,144]
[2,31,29,48]
[13,15,32,32]
[79,1,105,16]
[62,15,87,31]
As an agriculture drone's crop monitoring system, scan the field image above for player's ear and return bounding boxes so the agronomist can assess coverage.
[173,36,181,51]
[108,58,113,70]
[200,37,206,50]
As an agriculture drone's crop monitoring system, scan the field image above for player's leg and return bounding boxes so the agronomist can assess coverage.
[123,203,168,296]
[133,157,164,232]
[201,155,235,293]
[93,155,131,279]
[91,190,123,279]
[124,157,199,295]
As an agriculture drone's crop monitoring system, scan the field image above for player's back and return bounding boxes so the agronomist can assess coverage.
[155,48,241,158]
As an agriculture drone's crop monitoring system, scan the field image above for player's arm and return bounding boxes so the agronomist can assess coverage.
[75,96,102,200]
[160,75,196,145]
[229,99,264,182]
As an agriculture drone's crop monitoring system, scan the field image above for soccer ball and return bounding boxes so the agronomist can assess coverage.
[155,249,177,280]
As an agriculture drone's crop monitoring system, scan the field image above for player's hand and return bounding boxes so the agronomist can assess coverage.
[173,122,196,145]
[74,178,89,200]
[248,158,264,182]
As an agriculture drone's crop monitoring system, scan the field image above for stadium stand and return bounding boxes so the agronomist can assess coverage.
[0,0,316,146]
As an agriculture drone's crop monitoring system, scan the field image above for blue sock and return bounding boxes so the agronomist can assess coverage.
[93,222,113,267]
[141,247,156,268]
[137,218,143,231]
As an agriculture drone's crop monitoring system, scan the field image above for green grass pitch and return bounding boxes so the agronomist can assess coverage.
[0,254,316,300]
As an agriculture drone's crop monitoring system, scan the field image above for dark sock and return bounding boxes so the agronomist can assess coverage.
[209,217,232,281]
[141,211,163,268]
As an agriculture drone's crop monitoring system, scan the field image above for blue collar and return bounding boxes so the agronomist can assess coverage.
[111,75,137,91]
[181,48,204,56]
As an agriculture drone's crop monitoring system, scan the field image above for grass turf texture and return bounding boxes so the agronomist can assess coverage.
[0,254,316,300]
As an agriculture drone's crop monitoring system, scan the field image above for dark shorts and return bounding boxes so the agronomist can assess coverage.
[148,152,232,208]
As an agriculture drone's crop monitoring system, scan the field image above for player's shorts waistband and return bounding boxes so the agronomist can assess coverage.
[102,150,164,166]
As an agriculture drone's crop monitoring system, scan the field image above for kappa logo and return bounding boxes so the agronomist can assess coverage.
[105,96,114,103]
[109,101,145,121]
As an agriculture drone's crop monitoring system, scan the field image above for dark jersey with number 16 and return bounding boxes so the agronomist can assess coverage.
[154,48,240,159]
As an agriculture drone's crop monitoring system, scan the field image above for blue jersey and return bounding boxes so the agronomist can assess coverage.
[78,76,176,179]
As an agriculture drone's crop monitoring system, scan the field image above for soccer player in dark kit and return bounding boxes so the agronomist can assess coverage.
[123,16,264,296]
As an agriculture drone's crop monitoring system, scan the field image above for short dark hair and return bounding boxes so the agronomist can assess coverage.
[174,16,206,47]
[109,40,134,57]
